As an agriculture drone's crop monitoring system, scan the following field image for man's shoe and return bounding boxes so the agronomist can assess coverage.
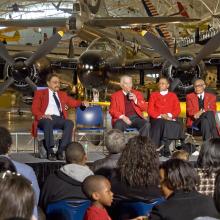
[57,152,65,160]
[48,153,57,161]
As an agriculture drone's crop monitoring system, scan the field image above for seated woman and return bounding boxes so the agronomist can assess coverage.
[196,138,220,197]
[149,159,219,220]
[109,136,161,216]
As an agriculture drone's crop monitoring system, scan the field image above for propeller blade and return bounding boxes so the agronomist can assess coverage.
[24,77,37,91]
[24,31,64,66]
[0,42,14,65]
[144,32,180,68]
[170,78,182,91]
[0,77,14,94]
[191,31,220,66]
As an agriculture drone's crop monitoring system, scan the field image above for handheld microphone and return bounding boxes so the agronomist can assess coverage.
[126,92,131,101]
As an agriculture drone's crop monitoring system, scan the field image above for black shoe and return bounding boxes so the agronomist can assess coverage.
[48,153,57,161]
[57,152,65,160]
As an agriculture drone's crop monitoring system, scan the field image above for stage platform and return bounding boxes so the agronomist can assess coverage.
[0,108,199,186]
[9,152,198,187]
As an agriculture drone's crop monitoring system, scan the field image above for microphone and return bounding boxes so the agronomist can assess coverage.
[126,92,131,101]
[80,104,86,111]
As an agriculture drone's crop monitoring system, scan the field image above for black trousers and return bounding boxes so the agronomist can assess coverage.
[150,118,184,148]
[193,111,219,141]
[113,115,150,137]
[38,115,74,154]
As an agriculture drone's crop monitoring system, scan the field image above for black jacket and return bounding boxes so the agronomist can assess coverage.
[91,153,121,177]
[150,190,220,220]
[110,170,161,203]
[39,170,87,211]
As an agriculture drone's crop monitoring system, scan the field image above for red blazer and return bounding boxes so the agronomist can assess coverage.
[186,92,216,127]
[31,88,82,137]
[148,91,181,119]
[109,89,147,126]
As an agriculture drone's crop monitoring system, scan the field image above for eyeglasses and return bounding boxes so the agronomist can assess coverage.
[194,84,205,88]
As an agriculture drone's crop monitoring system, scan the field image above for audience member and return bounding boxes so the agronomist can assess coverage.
[0,171,35,220]
[109,75,150,137]
[196,138,220,197]
[148,77,184,157]
[0,126,39,219]
[110,136,161,202]
[82,175,113,220]
[91,129,126,176]
[171,150,189,161]
[214,172,220,213]
[149,159,219,220]
[186,79,219,140]
[40,142,93,211]
[0,156,17,172]
[32,73,88,161]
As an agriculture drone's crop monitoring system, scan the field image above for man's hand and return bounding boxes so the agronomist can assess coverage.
[81,101,89,107]
[194,109,204,119]
[128,92,137,103]
[41,115,52,120]
[130,216,148,220]
[121,115,132,125]
[161,114,172,121]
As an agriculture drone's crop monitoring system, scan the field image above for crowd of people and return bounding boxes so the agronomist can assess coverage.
[0,74,220,219]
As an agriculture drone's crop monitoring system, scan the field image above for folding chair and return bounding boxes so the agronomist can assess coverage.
[74,105,105,152]
[34,128,63,158]
[46,200,91,220]
[111,197,165,220]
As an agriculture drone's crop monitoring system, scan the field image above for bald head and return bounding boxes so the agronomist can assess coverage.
[82,175,109,199]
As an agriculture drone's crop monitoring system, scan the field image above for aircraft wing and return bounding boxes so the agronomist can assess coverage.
[0,18,67,27]
[88,16,200,27]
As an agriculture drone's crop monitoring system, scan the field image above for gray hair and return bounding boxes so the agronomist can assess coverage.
[120,75,132,84]
[105,129,126,153]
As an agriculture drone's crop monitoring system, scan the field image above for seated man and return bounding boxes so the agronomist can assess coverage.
[109,75,150,137]
[91,129,126,177]
[186,78,219,140]
[148,77,184,156]
[32,73,87,161]
[39,142,93,211]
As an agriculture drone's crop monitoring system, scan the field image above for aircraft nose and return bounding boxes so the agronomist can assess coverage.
[77,51,109,89]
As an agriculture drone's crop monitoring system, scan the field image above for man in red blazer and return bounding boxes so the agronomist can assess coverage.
[148,77,184,156]
[109,75,149,137]
[32,73,87,161]
[186,79,219,140]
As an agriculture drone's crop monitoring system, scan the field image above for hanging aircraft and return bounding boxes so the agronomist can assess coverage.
[0,30,20,42]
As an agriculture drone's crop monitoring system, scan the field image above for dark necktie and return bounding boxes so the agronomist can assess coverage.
[199,95,204,110]
[53,92,63,116]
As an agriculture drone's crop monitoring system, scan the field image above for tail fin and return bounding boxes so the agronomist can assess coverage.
[79,0,109,20]
[177,2,189,18]
[13,30,20,38]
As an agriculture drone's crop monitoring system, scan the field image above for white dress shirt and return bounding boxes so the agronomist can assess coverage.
[45,89,61,116]
[197,92,205,100]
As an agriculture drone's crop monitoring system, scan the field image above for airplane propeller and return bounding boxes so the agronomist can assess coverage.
[144,32,180,68]
[144,31,220,92]
[0,31,64,95]
[190,31,220,66]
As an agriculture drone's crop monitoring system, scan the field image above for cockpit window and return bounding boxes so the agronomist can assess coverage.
[89,38,117,52]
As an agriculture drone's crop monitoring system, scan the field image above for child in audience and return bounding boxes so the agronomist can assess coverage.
[171,150,189,161]
[82,175,113,220]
